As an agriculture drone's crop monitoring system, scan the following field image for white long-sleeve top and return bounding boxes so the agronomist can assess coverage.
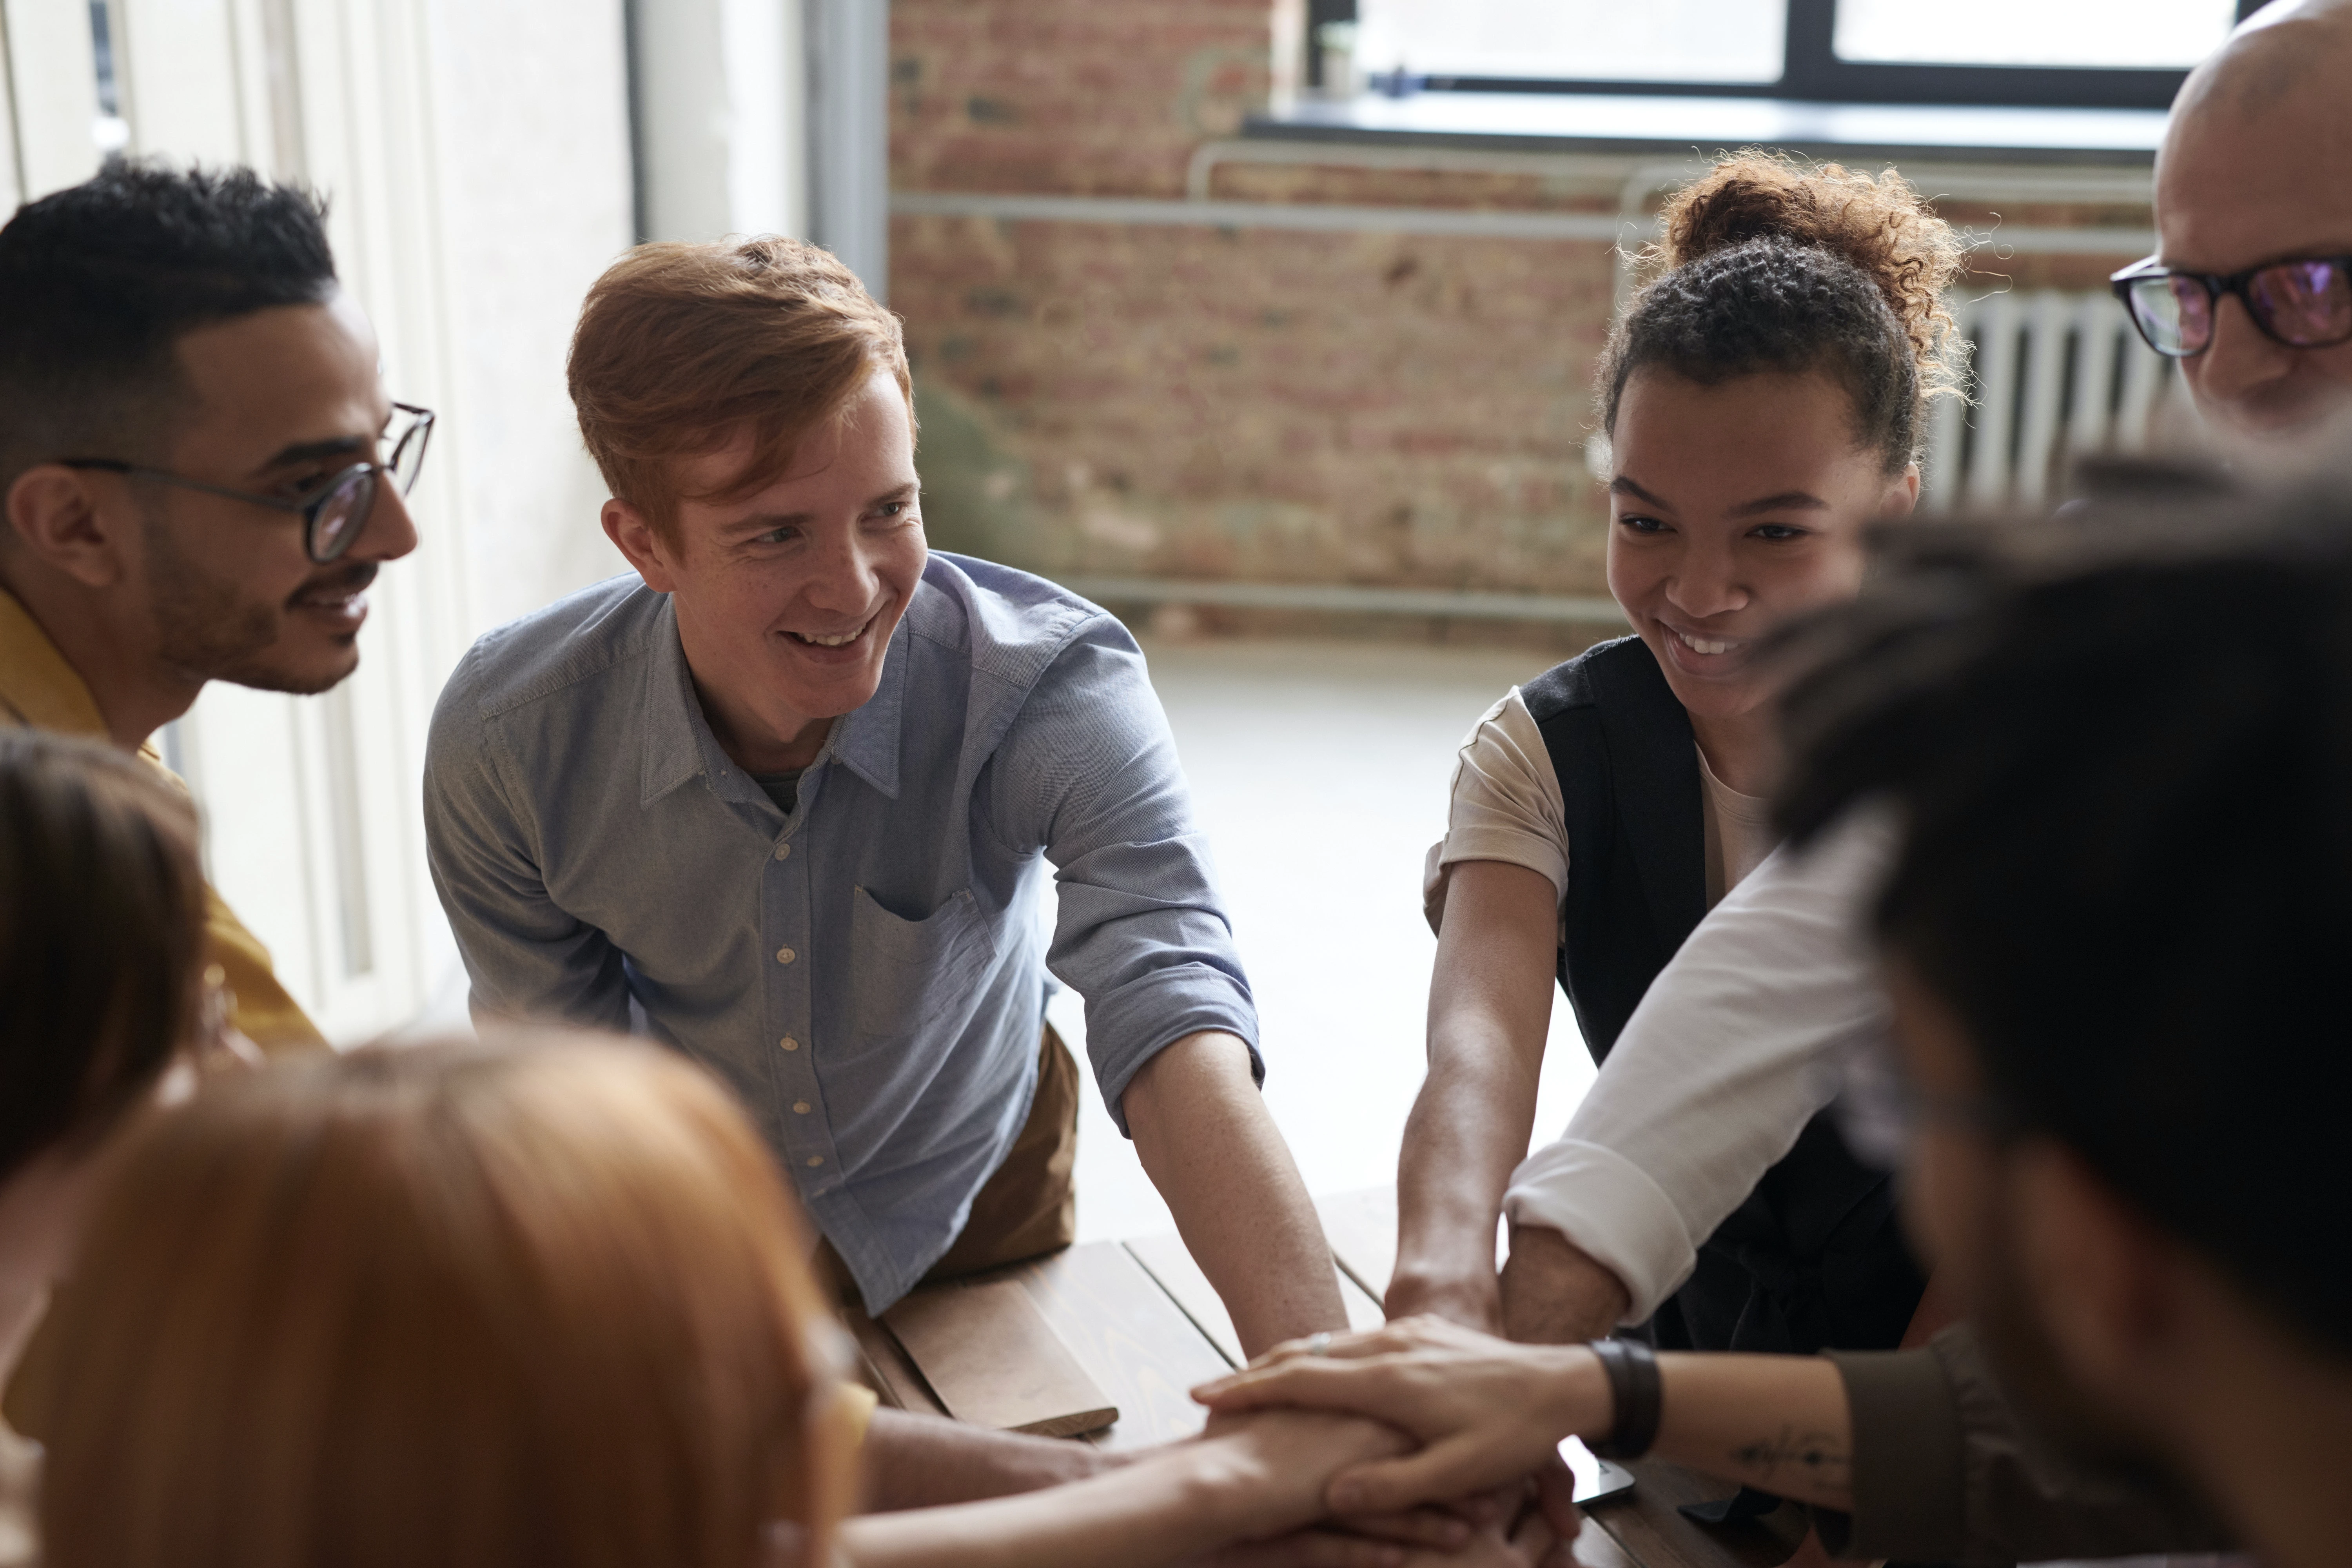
[1501,810,1897,1323]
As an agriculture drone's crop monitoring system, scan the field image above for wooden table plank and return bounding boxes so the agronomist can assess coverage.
[840,1305,948,1417]
[1316,1186,1399,1301]
[883,1277,1119,1437]
[1582,1459,1808,1568]
[1338,1266,1385,1331]
[1123,1233,1244,1367]
[1569,1515,1646,1568]
[1125,1232,1385,1367]
[1008,1241,1233,1451]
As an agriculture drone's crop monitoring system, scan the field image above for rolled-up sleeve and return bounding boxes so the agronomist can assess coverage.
[1816,1325,2235,1563]
[423,670,632,1033]
[1503,811,1895,1321]
[988,624,1258,1132]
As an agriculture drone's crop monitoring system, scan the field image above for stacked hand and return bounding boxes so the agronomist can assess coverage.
[1191,1318,1608,1528]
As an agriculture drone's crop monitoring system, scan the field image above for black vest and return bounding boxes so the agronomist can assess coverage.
[1522,636,1924,1360]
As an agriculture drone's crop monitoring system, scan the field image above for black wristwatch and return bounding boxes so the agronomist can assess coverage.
[1585,1337,1662,1460]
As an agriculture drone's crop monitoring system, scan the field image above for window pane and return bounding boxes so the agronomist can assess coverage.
[1834,0,2237,68]
[1357,0,1787,84]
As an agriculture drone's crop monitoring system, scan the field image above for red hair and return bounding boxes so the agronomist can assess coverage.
[568,236,912,544]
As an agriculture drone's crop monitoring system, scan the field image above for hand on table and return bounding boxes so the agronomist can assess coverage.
[1192,1316,1608,1519]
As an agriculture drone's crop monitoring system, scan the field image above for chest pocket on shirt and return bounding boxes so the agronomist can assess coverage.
[848,886,998,1050]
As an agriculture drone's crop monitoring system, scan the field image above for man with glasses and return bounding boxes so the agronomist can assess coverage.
[2111,0,2352,436]
[0,162,425,1053]
[1392,0,2352,1553]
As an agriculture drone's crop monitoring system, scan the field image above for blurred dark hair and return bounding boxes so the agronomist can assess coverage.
[1600,151,1969,474]
[0,730,207,1179]
[1775,456,2352,1354]
[0,160,336,495]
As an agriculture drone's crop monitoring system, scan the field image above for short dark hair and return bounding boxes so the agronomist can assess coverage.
[0,730,207,1180]
[1600,152,1969,475]
[1777,462,2352,1355]
[0,160,336,496]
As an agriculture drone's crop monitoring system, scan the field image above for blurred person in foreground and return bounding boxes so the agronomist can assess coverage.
[1481,0,2352,1477]
[0,731,226,1564]
[0,161,426,1055]
[39,1034,1559,1568]
[426,240,1343,1368]
[1201,466,2352,1563]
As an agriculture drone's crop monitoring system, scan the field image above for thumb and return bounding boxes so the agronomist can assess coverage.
[1532,1455,1584,1544]
[1322,1437,1503,1517]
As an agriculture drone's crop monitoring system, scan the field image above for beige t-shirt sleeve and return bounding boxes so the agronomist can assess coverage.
[1422,687,1570,933]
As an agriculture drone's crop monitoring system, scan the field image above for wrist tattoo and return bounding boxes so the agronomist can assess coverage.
[1728,1425,1851,1501]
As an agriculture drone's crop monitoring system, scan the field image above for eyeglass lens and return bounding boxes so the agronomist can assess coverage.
[2249,260,2352,348]
[309,468,376,562]
[390,410,433,496]
[2127,274,2209,356]
[2131,260,2352,356]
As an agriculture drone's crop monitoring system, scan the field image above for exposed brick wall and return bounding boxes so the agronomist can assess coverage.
[889,0,2159,611]
[891,0,1271,197]
[897,212,1617,595]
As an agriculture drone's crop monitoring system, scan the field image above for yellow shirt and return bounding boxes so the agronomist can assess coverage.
[0,586,326,1054]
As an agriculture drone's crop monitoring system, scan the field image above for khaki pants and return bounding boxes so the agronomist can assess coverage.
[814,1024,1080,1303]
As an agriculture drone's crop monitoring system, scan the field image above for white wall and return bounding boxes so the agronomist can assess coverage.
[634,0,810,244]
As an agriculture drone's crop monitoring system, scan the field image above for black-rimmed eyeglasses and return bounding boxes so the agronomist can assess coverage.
[2111,254,2352,360]
[60,402,435,564]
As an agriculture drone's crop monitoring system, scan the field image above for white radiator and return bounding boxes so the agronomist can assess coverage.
[1923,290,2180,512]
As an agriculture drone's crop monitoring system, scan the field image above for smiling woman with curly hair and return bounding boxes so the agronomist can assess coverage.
[1393,151,1968,1375]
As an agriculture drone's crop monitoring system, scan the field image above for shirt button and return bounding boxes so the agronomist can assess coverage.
[805,1155,824,1168]
[775,947,795,964]
[779,1036,799,1052]
[793,1101,811,1114]
[774,842,791,860]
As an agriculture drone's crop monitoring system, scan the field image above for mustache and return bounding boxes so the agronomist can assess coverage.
[286,561,379,605]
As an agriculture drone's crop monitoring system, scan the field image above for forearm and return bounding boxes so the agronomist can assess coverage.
[858,1408,1109,1511]
[845,1451,1229,1568]
[1125,1032,1347,1356]
[1391,1041,1537,1319]
[1652,1354,1853,1512]
[1513,1344,1854,1510]
[845,1413,1404,1568]
[1497,1224,1630,1345]
[1394,860,1560,1324]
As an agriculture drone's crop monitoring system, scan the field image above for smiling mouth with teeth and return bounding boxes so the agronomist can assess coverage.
[788,618,872,648]
[1673,627,1742,657]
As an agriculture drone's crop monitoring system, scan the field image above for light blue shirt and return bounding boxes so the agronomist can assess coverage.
[425,554,1259,1311]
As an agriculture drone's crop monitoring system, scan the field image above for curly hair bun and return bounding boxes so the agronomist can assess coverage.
[1655,152,1966,399]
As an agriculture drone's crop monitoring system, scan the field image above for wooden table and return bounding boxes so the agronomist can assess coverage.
[846,1187,1811,1568]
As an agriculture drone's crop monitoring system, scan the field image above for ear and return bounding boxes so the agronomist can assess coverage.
[601,498,680,594]
[2007,1139,2184,1407]
[1881,463,1923,520]
[6,465,129,588]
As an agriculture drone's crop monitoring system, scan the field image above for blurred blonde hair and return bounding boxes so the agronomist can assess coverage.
[41,1034,855,1568]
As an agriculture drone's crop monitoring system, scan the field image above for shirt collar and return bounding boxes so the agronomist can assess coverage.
[638,597,909,807]
[826,613,907,800]
[0,584,109,737]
